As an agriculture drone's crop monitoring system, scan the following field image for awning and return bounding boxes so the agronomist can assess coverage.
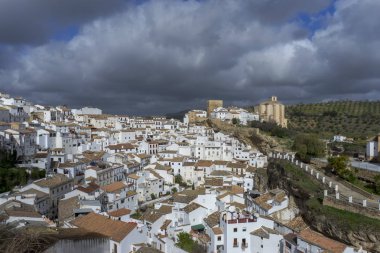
[191,224,205,231]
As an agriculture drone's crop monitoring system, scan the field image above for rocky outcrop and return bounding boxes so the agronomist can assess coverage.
[267,161,380,252]
[207,119,282,154]
[253,168,268,192]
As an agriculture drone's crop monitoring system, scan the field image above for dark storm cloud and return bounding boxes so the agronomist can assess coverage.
[0,0,379,115]
[0,0,126,45]
[241,0,332,24]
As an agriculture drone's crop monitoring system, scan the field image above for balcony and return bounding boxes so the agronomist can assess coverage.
[241,243,248,249]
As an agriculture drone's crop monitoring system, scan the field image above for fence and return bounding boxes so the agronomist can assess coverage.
[269,152,380,215]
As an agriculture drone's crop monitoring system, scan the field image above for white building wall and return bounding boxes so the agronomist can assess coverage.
[250,233,283,253]
[366,141,378,159]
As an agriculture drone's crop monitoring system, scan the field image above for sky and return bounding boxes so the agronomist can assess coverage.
[0,0,379,115]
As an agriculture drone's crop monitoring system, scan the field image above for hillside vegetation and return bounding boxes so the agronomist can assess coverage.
[286,101,380,139]
[0,150,45,193]
[268,161,380,252]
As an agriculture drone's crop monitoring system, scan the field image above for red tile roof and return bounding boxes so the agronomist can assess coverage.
[71,213,137,242]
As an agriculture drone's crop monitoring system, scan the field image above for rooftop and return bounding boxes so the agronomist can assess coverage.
[34,174,71,189]
[212,227,223,235]
[71,213,137,242]
[101,182,127,193]
[299,228,347,253]
[204,211,220,228]
[108,208,132,217]
[182,202,204,214]
[251,226,279,239]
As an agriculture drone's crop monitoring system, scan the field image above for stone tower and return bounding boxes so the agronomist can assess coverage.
[258,96,287,128]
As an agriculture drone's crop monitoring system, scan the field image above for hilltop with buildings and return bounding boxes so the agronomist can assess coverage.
[0,91,378,253]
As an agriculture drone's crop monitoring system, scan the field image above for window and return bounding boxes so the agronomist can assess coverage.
[242,227,246,232]
[233,228,237,232]
[217,236,221,241]
[233,238,238,247]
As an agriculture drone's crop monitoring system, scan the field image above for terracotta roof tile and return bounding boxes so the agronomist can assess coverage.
[197,160,213,167]
[108,208,132,217]
[71,213,137,242]
[299,228,347,253]
[212,227,223,235]
[34,174,72,188]
[101,182,127,193]
[204,211,220,228]
[128,173,140,180]
[160,219,172,230]
[182,203,204,214]
[285,216,308,233]
[205,177,223,187]
[142,209,164,223]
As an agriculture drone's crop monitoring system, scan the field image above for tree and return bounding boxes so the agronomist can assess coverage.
[175,174,187,187]
[39,170,46,178]
[150,193,156,200]
[292,134,325,162]
[171,187,178,194]
[327,156,349,174]
[176,232,206,253]
[232,118,240,125]
[177,232,194,252]
[130,210,142,220]
[31,168,41,180]
[327,156,356,182]
[250,120,291,138]
[175,174,183,184]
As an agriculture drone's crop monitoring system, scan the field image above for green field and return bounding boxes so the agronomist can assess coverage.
[286,101,380,140]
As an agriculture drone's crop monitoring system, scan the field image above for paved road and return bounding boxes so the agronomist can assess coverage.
[309,163,377,201]
[350,160,380,172]
[313,158,380,172]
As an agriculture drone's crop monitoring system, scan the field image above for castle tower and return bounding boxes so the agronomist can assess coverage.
[258,96,287,128]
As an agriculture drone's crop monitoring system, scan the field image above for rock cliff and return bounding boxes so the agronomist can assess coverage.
[267,161,380,252]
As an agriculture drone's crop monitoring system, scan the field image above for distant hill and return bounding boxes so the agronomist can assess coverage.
[286,101,380,140]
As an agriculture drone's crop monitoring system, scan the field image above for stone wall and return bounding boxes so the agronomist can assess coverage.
[336,177,376,199]
[271,152,380,216]
[323,196,380,220]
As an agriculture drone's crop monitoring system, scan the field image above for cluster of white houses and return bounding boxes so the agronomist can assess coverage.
[184,107,259,126]
[0,91,366,253]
